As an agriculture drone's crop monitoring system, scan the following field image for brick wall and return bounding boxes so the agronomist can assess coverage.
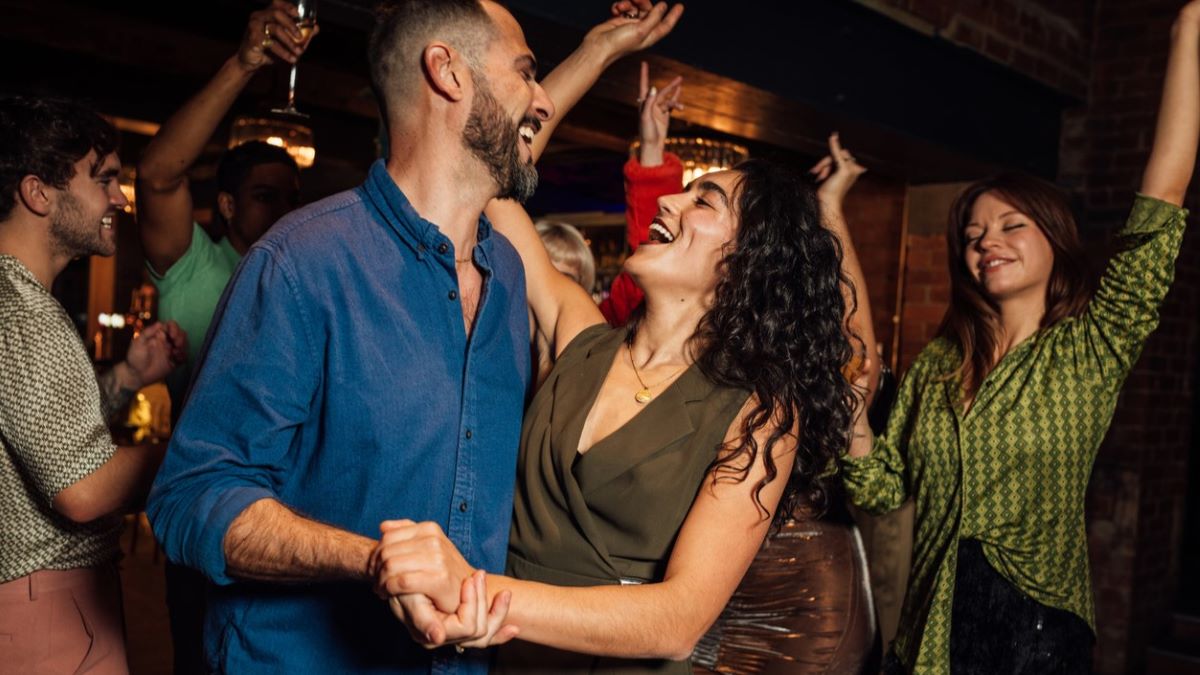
[1062,2,1199,672]
[856,0,1090,97]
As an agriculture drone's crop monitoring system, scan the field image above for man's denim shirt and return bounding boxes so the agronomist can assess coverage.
[148,160,531,674]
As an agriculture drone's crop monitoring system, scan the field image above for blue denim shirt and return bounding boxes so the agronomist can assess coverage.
[147,160,530,674]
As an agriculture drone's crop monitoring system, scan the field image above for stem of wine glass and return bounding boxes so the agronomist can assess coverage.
[286,63,299,111]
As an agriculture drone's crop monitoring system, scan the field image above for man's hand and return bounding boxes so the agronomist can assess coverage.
[123,321,187,390]
[584,1,685,65]
[809,132,867,210]
[374,520,476,613]
[236,0,320,71]
[387,572,519,649]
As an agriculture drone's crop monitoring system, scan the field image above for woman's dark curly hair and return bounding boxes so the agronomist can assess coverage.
[631,157,858,524]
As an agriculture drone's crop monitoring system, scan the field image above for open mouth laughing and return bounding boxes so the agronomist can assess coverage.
[647,217,677,244]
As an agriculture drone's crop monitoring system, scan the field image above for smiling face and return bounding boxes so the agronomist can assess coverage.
[49,150,126,259]
[625,169,742,299]
[462,2,553,202]
[962,191,1055,304]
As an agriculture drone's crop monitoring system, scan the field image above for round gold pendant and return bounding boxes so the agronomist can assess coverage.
[634,389,653,404]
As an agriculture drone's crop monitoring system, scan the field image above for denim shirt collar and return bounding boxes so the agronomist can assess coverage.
[361,159,496,270]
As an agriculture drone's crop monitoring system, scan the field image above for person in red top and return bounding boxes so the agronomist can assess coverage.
[600,62,684,326]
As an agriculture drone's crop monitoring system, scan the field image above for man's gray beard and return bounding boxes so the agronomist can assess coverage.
[50,191,107,259]
[462,77,538,203]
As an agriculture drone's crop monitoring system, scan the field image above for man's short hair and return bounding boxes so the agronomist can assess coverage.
[216,141,298,196]
[367,0,497,124]
[0,96,118,222]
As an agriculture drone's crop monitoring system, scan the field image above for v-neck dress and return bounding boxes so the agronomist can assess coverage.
[496,324,751,674]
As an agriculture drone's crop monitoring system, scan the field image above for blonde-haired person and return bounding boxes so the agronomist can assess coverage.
[535,221,597,292]
[533,220,597,384]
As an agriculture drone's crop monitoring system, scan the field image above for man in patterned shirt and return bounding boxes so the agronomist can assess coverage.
[0,96,186,673]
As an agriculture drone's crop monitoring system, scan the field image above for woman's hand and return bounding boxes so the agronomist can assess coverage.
[637,61,683,167]
[809,132,867,210]
[583,2,685,67]
[388,571,519,649]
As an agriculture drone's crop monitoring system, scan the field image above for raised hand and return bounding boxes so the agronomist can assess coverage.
[584,1,685,64]
[809,132,867,209]
[237,0,320,70]
[638,61,683,167]
[124,320,187,388]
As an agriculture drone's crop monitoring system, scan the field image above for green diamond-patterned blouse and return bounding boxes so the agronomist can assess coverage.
[841,195,1188,674]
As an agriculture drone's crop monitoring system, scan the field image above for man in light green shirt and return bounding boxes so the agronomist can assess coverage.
[137,0,308,368]
[148,222,242,364]
[134,3,310,671]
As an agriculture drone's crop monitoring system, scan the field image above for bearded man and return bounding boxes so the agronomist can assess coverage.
[145,0,680,672]
[0,96,185,673]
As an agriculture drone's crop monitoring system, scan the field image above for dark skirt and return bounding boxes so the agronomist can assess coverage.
[948,539,1094,674]
[882,539,1094,675]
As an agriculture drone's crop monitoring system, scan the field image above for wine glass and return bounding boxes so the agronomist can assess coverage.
[272,0,318,118]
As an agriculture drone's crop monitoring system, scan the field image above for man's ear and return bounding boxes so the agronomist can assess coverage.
[422,42,469,102]
[217,192,236,222]
[17,175,53,218]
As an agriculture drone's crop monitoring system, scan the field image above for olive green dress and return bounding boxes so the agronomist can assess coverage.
[495,324,751,674]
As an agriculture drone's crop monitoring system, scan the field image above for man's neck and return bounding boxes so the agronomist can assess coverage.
[384,126,496,256]
[0,220,65,288]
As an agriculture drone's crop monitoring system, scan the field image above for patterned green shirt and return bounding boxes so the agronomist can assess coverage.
[841,195,1188,674]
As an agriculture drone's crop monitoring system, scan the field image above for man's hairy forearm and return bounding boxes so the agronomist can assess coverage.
[224,498,377,584]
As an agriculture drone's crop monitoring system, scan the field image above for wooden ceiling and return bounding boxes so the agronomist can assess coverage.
[1,0,1076,214]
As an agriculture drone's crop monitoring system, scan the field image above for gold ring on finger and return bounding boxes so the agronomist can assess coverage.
[454,644,466,654]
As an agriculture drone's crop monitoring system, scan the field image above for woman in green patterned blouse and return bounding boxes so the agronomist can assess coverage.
[842,3,1200,673]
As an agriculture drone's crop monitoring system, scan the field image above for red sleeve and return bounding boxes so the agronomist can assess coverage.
[600,153,684,327]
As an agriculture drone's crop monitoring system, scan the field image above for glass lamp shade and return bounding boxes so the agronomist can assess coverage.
[229,115,316,169]
[630,137,750,184]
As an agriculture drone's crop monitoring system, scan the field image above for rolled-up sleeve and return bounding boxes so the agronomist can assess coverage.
[147,245,320,585]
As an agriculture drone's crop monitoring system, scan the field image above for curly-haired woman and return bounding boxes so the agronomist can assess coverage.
[372,72,875,675]
[841,3,1200,673]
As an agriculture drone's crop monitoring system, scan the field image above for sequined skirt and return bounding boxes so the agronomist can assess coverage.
[692,507,878,674]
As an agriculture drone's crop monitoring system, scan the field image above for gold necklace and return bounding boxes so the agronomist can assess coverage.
[627,343,687,404]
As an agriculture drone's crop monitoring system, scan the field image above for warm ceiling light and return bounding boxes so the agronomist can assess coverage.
[229,115,316,169]
[631,137,750,184]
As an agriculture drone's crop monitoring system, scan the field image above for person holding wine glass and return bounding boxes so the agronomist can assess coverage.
[272,0,319,117]
[135,2,316,671]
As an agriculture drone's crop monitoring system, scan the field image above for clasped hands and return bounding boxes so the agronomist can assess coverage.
[371,520,518,651]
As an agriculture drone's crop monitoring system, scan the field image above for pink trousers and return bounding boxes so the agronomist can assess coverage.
[0,564,129,674]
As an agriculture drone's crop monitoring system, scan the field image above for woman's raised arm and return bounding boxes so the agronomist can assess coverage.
[1141,1,1200,205]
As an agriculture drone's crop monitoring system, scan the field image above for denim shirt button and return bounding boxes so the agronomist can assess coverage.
[448,290,458,301]
[465,429,472,439]
[459,500,469,513]
[437,243,449,254]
